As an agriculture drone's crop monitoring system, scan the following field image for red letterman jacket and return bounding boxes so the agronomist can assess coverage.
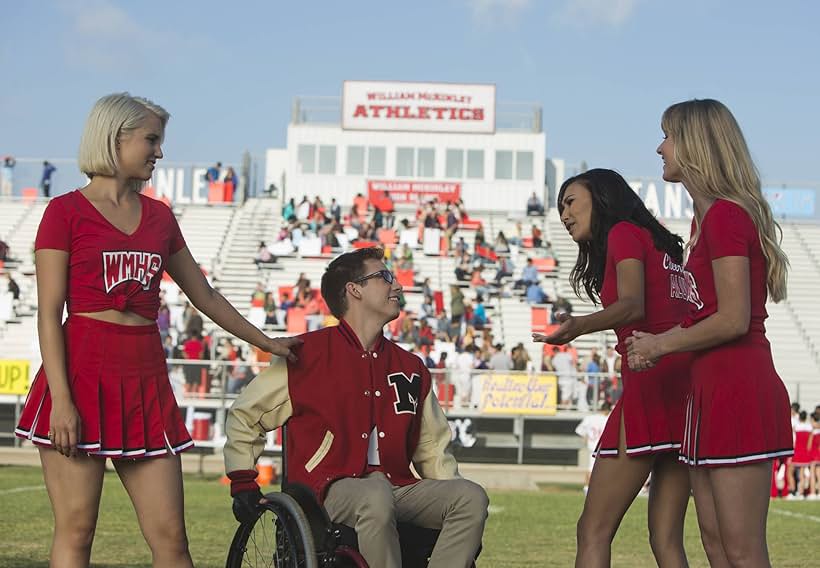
[224,320,459,502]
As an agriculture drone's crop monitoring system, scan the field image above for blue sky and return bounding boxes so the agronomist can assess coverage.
[2,0,818,184]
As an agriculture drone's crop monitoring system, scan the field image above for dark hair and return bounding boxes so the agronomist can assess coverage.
[557,168,684,304]
[321,247,385,318]
[799,410,807,421]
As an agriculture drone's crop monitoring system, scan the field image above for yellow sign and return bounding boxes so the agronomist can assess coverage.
[0,360,31,395]
[479,373,557,415]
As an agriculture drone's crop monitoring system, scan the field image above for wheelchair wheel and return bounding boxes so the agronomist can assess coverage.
[226,492,318,568]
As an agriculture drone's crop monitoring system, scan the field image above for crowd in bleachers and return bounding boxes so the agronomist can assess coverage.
[208,191,609,411]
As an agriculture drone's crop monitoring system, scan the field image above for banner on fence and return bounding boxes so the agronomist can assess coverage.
[0,360,31,395]
[479,373,557,415]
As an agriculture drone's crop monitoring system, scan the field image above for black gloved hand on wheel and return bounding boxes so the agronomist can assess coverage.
[233,489,266,524]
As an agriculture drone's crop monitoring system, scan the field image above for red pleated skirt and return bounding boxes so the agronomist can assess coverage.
[679,336,793,467]
[595,351,691,458]
[15,315,193,458]
[792,430,813,466]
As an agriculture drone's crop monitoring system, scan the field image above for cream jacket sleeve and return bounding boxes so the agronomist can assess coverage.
[223,358,292,473]
[411,389,460,479]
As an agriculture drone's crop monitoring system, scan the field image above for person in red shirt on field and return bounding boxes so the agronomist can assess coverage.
[628,99,793,567]
[14,93,299,567]
[533,168,695,567]
[182,332,205,394]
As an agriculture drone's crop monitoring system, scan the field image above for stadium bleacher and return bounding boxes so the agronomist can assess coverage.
[1,195,819,406]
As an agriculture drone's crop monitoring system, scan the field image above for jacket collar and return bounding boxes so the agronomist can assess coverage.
[337,318,386,354]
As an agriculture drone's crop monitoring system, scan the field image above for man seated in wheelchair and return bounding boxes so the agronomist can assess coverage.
[224,247,488,568]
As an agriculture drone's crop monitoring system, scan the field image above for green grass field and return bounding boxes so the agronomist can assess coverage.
[1,465,818,567]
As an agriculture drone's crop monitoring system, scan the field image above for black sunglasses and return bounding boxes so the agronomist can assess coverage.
[353,269,395,285]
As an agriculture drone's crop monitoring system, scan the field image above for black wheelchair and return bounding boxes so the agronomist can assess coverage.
[225,428,478,567]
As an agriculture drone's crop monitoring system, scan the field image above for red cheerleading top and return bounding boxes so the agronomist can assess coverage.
[681,200,767,334]
[600,222,694,354]
[34,190,186,321]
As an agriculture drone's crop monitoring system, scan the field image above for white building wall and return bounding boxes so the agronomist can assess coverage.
[277,124,546,212]
[264,149,288,194]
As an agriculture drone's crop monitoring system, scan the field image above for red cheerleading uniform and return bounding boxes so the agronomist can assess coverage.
[791,423,813,466]
[678,200,793,467]
[596,222,694,458]
[15,190,194,458]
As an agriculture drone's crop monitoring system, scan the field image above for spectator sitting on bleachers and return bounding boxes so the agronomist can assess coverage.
[455,236,468,258]
[398,316,418,344]
[250,283,266,307]
[473,225,486,250]
[227,356,253,394]
[310,206,328,233]
[380,191,395,229]
[511,342,531,371]
[508,222,524,247]
[372,206,384,229]
[395,243,414,270]
[472,347,488,371]
[526,192,545,216]
[329,198,341,223]
[279,289,295,313]
[443,205,460,251]
[282,198,296,221]
[358,221,377,241]
[551,296,574,321]
[303,291,323,331]
[255,241,274,266]
[184,306,204,338]
[436,309,452,341]
[494,231,510,253]
[349,202,364,231]
[495,256,514,284]
[420,295,435,320]
[454,251,472,281]
[472,296,488,329]
[264,305,278,327]
[294,279,313,307]
[436,351,450,371]
[450,284,465,324]
[421,345,437,369]
[526,282,549,304]
[531,224,543,248]
[470,269,490,299]
[418,320,435,346]
[157,301,171,342]
[290,221,305,248]
[421,277,433,299]
[296,195,311,220]
[312,195,326,218]
[422,203,441,229]
[488,343,513,371]
[515,258,540,289]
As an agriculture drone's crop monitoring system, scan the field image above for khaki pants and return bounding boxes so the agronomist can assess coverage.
[324,471,488,568]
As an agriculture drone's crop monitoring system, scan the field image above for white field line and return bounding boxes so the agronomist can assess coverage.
[769,508,820,523]
[0,485,45,495]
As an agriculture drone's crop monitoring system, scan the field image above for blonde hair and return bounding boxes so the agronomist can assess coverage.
[662,99,788,302]
[77,93,170,192]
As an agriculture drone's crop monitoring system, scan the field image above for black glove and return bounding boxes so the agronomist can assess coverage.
[233,489,266,524]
